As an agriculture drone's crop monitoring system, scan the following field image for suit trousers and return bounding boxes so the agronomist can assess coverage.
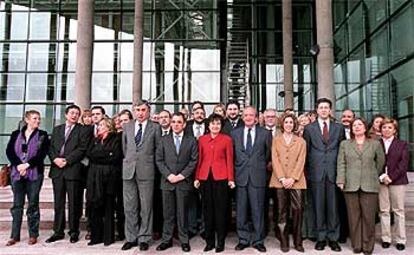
[161,188,189,244]
[276,188,304,248]
[379,184,406,244]
[344,191,378,254]
[89,194,115,245]
[153,171,163,235]
[236,184,265,245]
[123,175,153,244]
[52,176,83,236]
[114,174,125,238]
[200,174,228,246]
[311,178,339,241]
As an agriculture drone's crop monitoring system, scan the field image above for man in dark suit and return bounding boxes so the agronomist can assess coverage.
[303,98,345,252]
[231,106,272,253]
[155,112,198,252]
[185,107,208,139]
[222,100,244,135]
[46,104,91,243]
[121,100,161,251]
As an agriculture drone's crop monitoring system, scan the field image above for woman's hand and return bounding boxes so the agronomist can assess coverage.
[282,178,295,189]
[337,183,344,190]
[194,180,200,189]
[228,181,236,189]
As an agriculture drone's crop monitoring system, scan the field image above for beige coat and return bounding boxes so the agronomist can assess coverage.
[270,134,307,189]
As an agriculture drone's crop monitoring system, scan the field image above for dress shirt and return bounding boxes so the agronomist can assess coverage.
[266,125,276,137]
[173,131,184,144]
[135,119,148,137]
[317,118,330,133]
[161,128,170,136]
[344,127,351,140]
[379,136,394,181]
[243,126,256,149]
[192,122,205,137]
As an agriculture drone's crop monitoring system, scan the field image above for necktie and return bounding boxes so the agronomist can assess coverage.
[135,124,142,146]
[232,121,236,128]
[60,125,72,156]
[195,125,201,138]
[323,121,329,144]
[163,130,168,136]
[175,135,181,154]
[246,128,253,154]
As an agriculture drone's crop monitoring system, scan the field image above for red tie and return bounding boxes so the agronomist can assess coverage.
[323,122,329,143]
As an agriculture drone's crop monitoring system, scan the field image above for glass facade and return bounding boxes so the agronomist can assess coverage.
[333,0,414,170]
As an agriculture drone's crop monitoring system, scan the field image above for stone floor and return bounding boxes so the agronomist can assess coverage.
[0,230,413,255]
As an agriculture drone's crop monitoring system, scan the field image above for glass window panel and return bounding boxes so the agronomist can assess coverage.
[10,11,29,40]
[391,59,414,117]
[7,43,27,71]
[348,88,363,113]
[31,0,60,10]
[390,0,410,14]
[365,0,387,32]
[366,27,388,79]
[347,46,365,91]
[95,0,121,10]
[334,24,348,62]
[11,1,31,11]
[26,73,55,101]
[120,42,134,71]
[189,48,220,71]
[94,13,121,40]
[348,5,364,49]
[0,11,6,40]
[397,118,414,171]
[91,73,114,102]
[334,64,347,97]
[367,75,390,115]
[121,12,134,37]
[57,42,77,72]
[0,73,26,101]
[293,4,312,29]
[119,72,132,101]
[93,42,115,71]
[28,43,56,71]
[60,0,78,11]
[57,13,78,41]
[55,72,75,101]
[29,12,55,40]
[191,72,220,102]
[333,0,347,29]
[390,5,414,64]
[0,104,23,134]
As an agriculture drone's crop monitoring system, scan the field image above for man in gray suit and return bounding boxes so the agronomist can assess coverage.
[155,112,198,252]
[231,106,272,253]
[121,100,160,251]
[303,98,345,252]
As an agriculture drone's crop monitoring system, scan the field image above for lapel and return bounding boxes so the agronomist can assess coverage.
[311,122,324,143]
[350,139,368,156]
[140,120,153,146]
[251,126,260,152]
[65,123,78,144]
[238,128,246,153]
[328,121,336,144]
[387,138,397,156]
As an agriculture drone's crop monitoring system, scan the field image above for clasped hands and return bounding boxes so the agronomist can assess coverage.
[280,177,295,189]
[382,175,393,185]
[193,180,236,189]
[167,174,186,184]
[16,163,30,177]
[53,158,67,168]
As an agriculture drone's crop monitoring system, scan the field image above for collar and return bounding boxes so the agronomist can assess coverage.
[382,136,394,144]
[244,125,256,132]
[173,131,184,138]
[317,118,330,126]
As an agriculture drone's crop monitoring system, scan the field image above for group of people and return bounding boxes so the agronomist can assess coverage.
[4,98,409,254]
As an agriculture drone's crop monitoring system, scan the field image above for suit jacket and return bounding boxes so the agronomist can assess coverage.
[231,126,272,188]
[336,139,385,193]
[195,133,234,181]
[303,121,345,182]
[122,120,160,180]
[155,133,198,191]
[380,138,409,185]
[222,118,244,135]
[270,134,307,189]
[48,123,91,180]
[185,119,209,138]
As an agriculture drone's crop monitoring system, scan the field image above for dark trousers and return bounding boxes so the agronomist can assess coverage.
[344,191,378,254]
[153,171,163,235]
[311,178,339,241]
[236,184,265,246]
[187,188,202,235]
[276,189,304,248]
[161,188,190,244]
[337,187,349,241]
[114,175,125,238]
[200,174,228,246]
[89,195,115,245]
[10,176,43,240]
[52,176,83,236]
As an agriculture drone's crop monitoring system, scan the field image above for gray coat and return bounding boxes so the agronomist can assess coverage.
[155,133,198,191]
[122,120,160,180]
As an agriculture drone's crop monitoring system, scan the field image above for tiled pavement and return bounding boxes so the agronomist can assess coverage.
[0,230,413,255]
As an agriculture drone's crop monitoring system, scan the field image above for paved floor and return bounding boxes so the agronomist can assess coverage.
[0,230,412,255]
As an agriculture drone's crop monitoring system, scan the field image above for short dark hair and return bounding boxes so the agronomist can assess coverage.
[159,109,172,118]
[207,113,225,131]
[91,105,106,115]
[133,99,151,110]
[192,101,204,110]
[350,117,369,139]
[171,112,186,122]
[316,98,332,109]
[192,107,205,113]
[342,109,355,118]
[226,100,240,110]
[65,104,81,114]
[119,109,133,120]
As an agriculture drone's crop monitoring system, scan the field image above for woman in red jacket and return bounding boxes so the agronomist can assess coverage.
[194,113,235,253]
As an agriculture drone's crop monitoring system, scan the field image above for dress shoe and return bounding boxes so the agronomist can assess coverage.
[104,241,114,246]
[45,235,64,243]
[121,241,137,250]
[87,240,103,246]
[315,240,326,250]
[216,245,225,253]
[156,241,173,251]
[139,242,149,251]
[329,241,341,252]
[253,243,267,253]
[295,245,304,252]
[6,239,18,246]
[281,246,290,252]
[396,243,405,251]
[69,234,79,243]
[338,237,347,243]
[181,243,191,252]
[382,242,390,248]
[203,244,215,252]
[235,243,249,251]
[28,237,37,245]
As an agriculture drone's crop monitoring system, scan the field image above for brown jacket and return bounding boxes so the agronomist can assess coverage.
[270,134,307,189]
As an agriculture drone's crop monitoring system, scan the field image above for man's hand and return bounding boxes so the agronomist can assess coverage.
[228,181,236,189]
[167,174,177,183]
[53,158,67,168]
[337,183,344,190]
[194,180,200,189]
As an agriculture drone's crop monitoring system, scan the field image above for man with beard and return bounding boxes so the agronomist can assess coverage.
[222,100,244,135]
[341,109,354,140]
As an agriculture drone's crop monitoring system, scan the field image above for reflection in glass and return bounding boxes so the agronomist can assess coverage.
[0,104,23,134]
[0,73,26,101]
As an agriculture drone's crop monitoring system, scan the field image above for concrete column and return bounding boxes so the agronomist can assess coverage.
[132,0,144,104]
[316,0,335,108]
[282,0,294,109]
[74,0,94,110]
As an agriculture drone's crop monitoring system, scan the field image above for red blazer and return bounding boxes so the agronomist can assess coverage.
[381,138,409,185]
[196,133,234,181]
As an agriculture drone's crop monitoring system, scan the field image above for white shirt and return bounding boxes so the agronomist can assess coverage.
[161,128,171,136]
[135,119,148,137]
[173,131,184,144]
[265,125,276,137]
[317,118,330,133]
[193,122,205,138]
[344,127,351,140]
[243,126,256,149]
[379,136,394,181]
